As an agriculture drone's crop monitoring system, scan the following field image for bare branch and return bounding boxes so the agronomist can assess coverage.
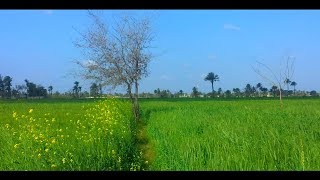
[73,10,156,121]
[254,60,281,86]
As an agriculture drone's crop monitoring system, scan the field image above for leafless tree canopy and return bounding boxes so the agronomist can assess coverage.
[73,11,155,121]
[252,56,295,107]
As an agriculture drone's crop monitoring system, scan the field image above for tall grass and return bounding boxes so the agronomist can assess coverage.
[141,99,320,170]
[0,98,141,170]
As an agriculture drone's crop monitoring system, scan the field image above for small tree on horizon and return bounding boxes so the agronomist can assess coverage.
[192,87,199,98]
[90,83,99,97]
[244,84,252,97]
[290,81,297,95]
[3,76,12,99]
[73,81,80,98]
[256,83,262,97]
[0,75,4,98]
[270,85,278,97]
[284,78,291,97]
[179,90,183,97]
[48,86,53,96]
[204,72,219,97]
[233,88,241,97]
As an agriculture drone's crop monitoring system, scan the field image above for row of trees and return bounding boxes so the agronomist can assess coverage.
[0,74,50,99]
[71,81,104,98]
[202,72,298,97]
[0,73,109,99]
[0,75,107,100]
[114,86,318,99]
[144,72,312,98]
[1,72,317,100]
[190,84,316,98]
[47,85,316,99]
[24,79,48,98]
[147,85,317,99]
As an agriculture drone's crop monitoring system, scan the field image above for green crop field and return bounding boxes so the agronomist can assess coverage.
[0,98,142,171]
[140,98,320,171]
[1,98,320,170]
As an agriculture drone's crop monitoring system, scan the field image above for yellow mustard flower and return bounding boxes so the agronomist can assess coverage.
[12,112,17,118]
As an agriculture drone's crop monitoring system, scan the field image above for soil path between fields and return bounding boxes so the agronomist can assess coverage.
[136,114,156,170]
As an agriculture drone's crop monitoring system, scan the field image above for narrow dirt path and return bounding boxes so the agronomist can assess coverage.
[136,116,156,170]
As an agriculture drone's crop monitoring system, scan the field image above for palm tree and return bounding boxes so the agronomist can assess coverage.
[48,86,53,96]
[233,88,241,97]
[271,85,278,97]
[73,81,80,98]
[284,78,291,96]
[261,87,268,97]
[204,72,219,97]
[217,88,222,96]
[78,86,82,98]
[192,87,199,98]
[179,90,183,97]
[290,81,297,95]
[256,83,262,97]
[244,84,252,97]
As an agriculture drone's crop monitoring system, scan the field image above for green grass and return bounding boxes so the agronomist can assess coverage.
[2,97,320,171]
[140,98,320,170]
[0,98,142,171]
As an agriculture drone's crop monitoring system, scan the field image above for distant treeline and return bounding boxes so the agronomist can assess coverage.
[0,74,48,99]
[0,74,318,100]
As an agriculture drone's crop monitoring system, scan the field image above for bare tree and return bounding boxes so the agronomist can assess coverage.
[73,11,155,121]
[252,56,295,107]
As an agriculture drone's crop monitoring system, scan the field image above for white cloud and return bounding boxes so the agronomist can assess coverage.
[201,73,207,78]
[223,23,240,31]
[41,10,53,15]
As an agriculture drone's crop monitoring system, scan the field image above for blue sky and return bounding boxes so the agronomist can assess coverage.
[1,10,320,94]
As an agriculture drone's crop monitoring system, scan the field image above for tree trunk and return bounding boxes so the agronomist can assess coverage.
[279,85,283,108]
[211,80,214,98]
[127,84,134,105]
[134,79,140,121]
[127,83,139,121]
